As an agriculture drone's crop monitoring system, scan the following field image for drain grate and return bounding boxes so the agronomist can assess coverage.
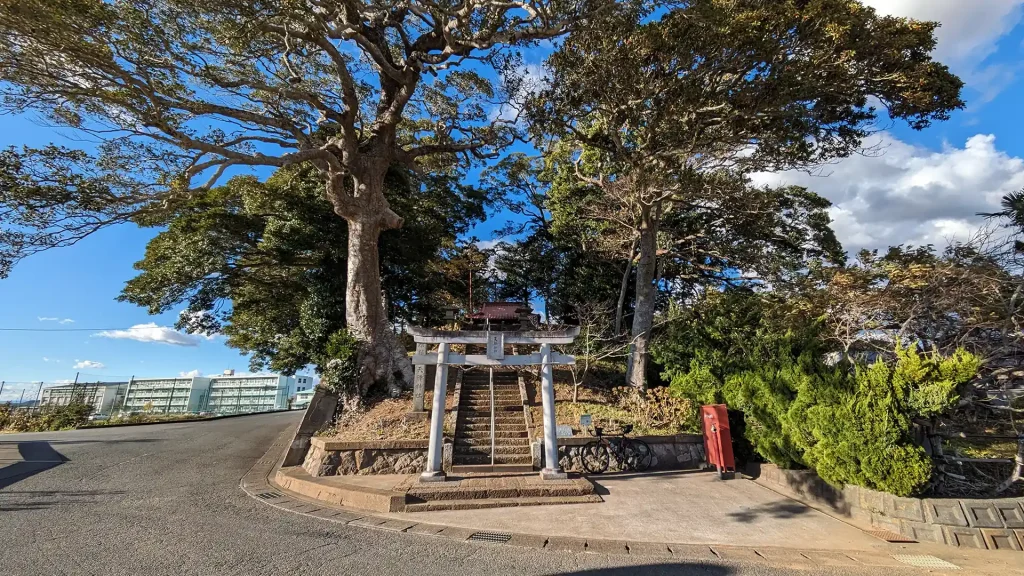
[891,554,960,570]
[866,530,915,543]
[254,491,282,500]
[468,531,513,544]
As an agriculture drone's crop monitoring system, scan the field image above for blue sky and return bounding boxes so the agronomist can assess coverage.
[3,1,1024,399]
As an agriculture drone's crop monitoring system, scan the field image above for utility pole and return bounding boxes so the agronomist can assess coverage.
[0,381,5,402]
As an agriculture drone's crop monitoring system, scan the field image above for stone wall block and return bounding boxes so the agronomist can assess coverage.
[841,485,861,507]
[870,514,903,534]
[981,529,1023,551]
[337,451,357,475]
[900,519,945,544]
[886,496,925,522]
[924,499,969,527]
[941,526,987,549]
[860,488,884,514]
[1016,529,1024,550]
[962,500,1005,528]
[995,501,1024,528]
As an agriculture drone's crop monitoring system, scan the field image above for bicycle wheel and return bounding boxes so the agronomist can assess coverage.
[624,439,653,472]
[580,441,610,474]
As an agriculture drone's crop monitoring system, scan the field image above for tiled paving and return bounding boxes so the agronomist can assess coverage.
[241,423,1021,575]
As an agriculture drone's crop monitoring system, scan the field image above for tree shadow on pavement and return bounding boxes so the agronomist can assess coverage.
[0,489,128,512]
[725,501,812,523]
[0,441,67,490]
[548,564,733,575]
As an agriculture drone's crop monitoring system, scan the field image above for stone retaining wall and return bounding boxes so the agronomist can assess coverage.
[549,434,706,473]
[302,438,452,476]
[753,463,1024,552]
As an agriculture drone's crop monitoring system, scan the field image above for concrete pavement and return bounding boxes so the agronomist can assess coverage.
[0,413,1011,575]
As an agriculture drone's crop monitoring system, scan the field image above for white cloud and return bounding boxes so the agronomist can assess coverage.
[41,357,60,363]
[73,360,105,370]
[862,0,1024,101]
[752,133,1024,255]
[38,316,74,324]
[93,323,203,347]
[179,369,202,378]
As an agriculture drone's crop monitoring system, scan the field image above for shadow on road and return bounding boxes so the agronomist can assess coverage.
[725,501,811,523]
[0,489,127,512]
[0,441,68,490]
[549,564,733,575]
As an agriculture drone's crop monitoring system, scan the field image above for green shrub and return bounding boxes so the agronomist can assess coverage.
[656,289,981,496]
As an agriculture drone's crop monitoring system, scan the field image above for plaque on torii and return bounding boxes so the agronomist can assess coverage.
[406,326,579,483]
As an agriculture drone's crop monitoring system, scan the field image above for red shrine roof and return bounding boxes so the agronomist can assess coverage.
[466,302,533,321]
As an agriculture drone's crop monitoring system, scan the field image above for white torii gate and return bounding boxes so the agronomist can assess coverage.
[407,326,580,482]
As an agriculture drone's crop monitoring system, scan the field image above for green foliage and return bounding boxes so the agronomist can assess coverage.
[0,402,93,432]
[120,163,485,379]
[656,289,981,496]
[320,330,361,395]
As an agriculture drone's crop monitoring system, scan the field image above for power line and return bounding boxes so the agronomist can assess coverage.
[0,327,171,332]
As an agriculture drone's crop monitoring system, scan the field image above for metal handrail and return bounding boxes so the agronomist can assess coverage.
[489,367,495,467]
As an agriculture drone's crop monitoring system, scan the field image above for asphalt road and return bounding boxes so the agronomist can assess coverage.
[0,413,942,576]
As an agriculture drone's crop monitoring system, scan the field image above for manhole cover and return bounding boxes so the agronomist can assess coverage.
[866,530,915,543]
[254,491,282,500]
[468,531,512,543]
[891,554,960,569]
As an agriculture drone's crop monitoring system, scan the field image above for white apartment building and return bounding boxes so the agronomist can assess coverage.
[295,375,314,393]
[293,388,315,409]
[202,370,296,415]
[122,376,211,414]
[40,382,126,415]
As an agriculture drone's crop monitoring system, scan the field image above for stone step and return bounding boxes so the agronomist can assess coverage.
[404,495,602,512]
[452,453,532,465]
[460,417,522,426]
[408,481,595,502]
[460,430,527,439]
[460,409,523,417]
[449,463,534,474]
[454,445,531,456]
[454,436,529,447]
[462,391,521,397]
[460,402,522,408]
[458,420,528,428]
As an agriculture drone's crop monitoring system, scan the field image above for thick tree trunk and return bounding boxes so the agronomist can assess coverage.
[615,237,638,335]
[626,203,659,390]
[340,172,414,400]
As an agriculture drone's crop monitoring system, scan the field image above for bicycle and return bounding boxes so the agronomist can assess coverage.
[580,423,652,474]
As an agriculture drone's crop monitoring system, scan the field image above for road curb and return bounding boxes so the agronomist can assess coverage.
[239,423,1018,575]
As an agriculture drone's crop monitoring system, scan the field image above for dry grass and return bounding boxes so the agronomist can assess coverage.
[321,389,456,441]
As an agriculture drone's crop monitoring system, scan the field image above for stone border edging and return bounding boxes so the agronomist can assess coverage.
[311,438,429,450]
[752,463,1024,552]
[240,422,1020,575]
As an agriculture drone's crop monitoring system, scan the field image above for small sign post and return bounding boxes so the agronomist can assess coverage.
[579,414,592,430]
[486,332,505,360]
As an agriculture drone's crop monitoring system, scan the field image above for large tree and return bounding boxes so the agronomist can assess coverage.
[120,163,485,405]
[531,0,964,387]
[0,0,583,395]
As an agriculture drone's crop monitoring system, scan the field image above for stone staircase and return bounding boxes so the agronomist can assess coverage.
[451,368,533,474]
